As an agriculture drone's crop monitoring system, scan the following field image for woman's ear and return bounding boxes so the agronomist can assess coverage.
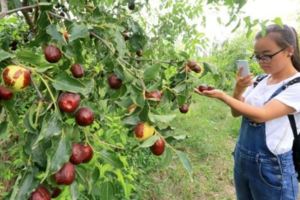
[286,46,294,57]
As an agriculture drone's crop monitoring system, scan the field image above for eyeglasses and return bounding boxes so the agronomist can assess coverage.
[252,48,286,63]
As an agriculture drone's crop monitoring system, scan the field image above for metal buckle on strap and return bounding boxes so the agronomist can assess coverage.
[249,121,261,127]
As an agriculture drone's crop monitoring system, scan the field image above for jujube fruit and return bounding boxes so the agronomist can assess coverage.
[75,107,94,126]
[30,185,51,200]
[108,74,122,89]
[187,60,197,68]
[70,143,93,165]
[57,92,80,113]
[9,40,18,51]
[0,86,13,100]
[134,122,155,141]
[54,162,75,185]
[2,65,31,91]
[128,1,135,10]
[198,85,214,92]
[179,104,189,114]
[150,137,165,156]
[44,45,62,63]
[70,64,84,78]
[192,65,201,73]
[51,188,62,198]
[186,60,202,73]
[81,144,93,163]
[136,49,143,57]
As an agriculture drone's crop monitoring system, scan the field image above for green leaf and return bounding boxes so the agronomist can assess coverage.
[176,150,193,177]
[99,150,123,168]
[52,73,95,96]
[113,31,127,57]
[131,86,145,107]
[46,24,64,43]
[158,148,173,168]
[99,181,114,200]
[139,134,160,148]
[13,170,38,200]
[47,135,71,174]
[202,62,218,75]
[16,49,53,71]
[115,169,131,198]
[170,134,187,140]
[32,113,62,148]
[149,113,176,124]
[70,181,79,200]
[69,24,89,42]
[122,114,140,125]
[272,17,283,26]
[0,121,8,137]
[176,94,187,106]
[0,49,14,62]
[2,100,18,126]
[143,64,161,81]
[173,84,187,94]
[23,104,38,133]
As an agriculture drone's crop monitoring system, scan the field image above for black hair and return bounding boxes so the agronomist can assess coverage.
[255,24,300,71]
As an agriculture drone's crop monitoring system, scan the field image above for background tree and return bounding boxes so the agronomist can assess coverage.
[0,0,256,199]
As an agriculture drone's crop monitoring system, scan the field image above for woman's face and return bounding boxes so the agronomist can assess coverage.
[254,34,290,74]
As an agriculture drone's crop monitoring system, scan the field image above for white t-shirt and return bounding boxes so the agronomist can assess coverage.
[242,73,300,155]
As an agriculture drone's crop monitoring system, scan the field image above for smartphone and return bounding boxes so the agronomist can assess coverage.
[236,60,250,77]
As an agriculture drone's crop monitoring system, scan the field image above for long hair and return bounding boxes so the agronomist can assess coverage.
[255,24,300,71]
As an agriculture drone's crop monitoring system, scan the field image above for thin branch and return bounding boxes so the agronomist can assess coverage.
[123,56,183,65]
[21,0,36,33]
[0,2,51,19]
[47,11,74,22]
[33,4,40,25]
[30,76,44,100]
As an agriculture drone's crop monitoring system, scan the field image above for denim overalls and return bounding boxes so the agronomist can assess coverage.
[233,80,299,200]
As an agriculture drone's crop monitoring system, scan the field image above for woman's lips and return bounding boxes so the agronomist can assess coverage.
[261,65,271,70]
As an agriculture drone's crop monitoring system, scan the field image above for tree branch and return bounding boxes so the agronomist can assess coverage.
[0,2,51,19]
[21,1,36,33]
[33,2,40,25]
[123,56,183,65]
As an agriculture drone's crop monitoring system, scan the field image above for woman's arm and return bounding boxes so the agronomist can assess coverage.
[231,88,245,117]
[201,89,295,123]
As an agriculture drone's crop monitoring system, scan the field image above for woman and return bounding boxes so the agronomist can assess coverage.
[195,24,300,199]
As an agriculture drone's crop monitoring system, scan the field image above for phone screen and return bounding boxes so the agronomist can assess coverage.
[236,60,250,77]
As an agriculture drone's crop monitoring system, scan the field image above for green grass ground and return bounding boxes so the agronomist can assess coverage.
[142,94,242,200]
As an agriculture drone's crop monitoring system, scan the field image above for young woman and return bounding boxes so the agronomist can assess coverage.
[195,24,300,199]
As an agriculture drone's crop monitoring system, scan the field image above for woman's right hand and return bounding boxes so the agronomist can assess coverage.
[234,68,253,94]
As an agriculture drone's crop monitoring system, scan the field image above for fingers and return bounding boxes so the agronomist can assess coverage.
[236,74,253,87]
[194,88,201,95]
[236,67,242,78]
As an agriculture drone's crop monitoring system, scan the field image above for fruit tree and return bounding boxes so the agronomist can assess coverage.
[0,0,247,199]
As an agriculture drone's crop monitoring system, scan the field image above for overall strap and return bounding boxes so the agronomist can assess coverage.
[253,74,268,88]
[268,77,300,99]
[288,115,298,138]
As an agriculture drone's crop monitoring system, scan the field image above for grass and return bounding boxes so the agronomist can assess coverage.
[141,94,242,200]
